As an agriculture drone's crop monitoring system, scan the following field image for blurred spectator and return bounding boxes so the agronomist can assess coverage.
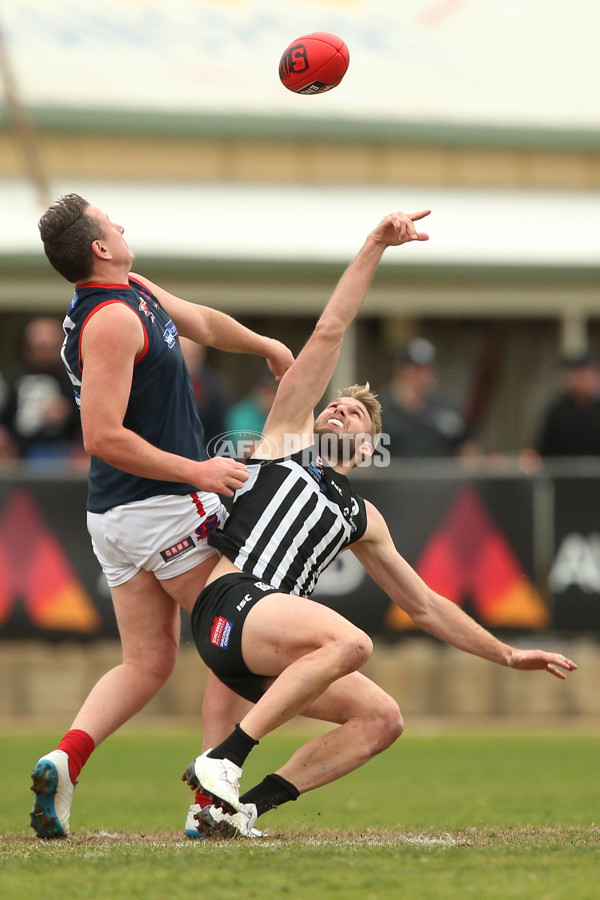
[178,337,231,452]
[0,316,82,464]
[0,373,18,462]
[0,373,18,463]
[0,426,18,462]
[378,337,477,459]
[535,353,600,457]
[226,374,277,450]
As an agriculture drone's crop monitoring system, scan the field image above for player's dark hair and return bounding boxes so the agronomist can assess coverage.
[38,193,104,284]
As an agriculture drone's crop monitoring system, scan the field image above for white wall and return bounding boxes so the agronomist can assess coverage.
[3,178,599,268]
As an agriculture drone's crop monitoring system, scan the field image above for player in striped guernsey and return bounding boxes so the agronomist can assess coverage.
[208,441,369,598]
[183,209,577,839]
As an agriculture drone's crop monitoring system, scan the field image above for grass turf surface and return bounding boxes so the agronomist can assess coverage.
[1,728,599,899]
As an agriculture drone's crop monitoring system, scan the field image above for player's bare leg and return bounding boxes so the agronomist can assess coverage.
[70,570,181,741]
[275,671,403,793]
[188,671,403,839]
[66,555,217,741]
[238,594,374,739]
[32,570,181,837]
[200,671,253,750]
[186,594,372,814]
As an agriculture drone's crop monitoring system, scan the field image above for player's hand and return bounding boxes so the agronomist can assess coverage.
[265,339,295,382]
[371,210,431,247]
[194,456,249,497]
[507,649,578,680]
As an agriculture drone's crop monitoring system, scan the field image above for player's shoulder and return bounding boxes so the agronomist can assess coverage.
[81,297,145,344]
[128,272,148,289]
[356,498,388,542]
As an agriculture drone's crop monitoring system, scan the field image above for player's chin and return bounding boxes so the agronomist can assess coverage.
[315,424,346,442]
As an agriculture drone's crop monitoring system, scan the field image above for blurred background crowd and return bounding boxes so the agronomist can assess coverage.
[3,320,600,469]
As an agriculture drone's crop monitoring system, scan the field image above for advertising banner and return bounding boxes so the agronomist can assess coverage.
[313,476,549,635]
[0,481,113,639]
[547,478,600,631]
[0,472,598,641]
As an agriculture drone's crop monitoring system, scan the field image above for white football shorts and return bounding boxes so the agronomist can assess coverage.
[87,491,228,587]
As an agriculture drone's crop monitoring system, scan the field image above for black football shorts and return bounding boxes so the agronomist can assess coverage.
[191,572,281,703]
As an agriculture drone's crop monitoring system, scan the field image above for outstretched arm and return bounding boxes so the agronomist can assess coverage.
[352,501,577,679]
[262,210,430,439]
[130,273,294,381]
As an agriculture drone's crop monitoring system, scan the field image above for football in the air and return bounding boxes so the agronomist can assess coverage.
[279,32,349,95]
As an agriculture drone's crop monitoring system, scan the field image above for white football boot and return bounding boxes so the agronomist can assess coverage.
[194,802,263,839]
[30,749,76,838]
[182,751,241,813]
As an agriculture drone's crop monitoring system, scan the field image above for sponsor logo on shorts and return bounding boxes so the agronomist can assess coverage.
[195,513,220,541]
[159,536,194,561]
[254,581,275,592]
[236,593,253,612]
[210,616,233,649]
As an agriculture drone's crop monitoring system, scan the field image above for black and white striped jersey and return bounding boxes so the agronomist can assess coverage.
[208,445,368,596]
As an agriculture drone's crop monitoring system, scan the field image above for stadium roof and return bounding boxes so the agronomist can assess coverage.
[3,179,599,270]
[2,0,599,138]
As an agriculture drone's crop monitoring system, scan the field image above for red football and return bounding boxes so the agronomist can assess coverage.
[279,32,349,95]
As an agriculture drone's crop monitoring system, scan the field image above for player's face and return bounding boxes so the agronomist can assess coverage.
[314,398,374,465]
[314,397,372,438]
[87,205,135,267]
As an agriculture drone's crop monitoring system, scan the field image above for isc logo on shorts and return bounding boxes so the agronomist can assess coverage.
[236,593,253,612]
[210,616,233,650]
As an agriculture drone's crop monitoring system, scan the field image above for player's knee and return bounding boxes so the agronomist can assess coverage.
[124,641,177,684]
[373,695,404,751]
[153,642,178,680]
[335,628,373,674]
[154,651,177,682]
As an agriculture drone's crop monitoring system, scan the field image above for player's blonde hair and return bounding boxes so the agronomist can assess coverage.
[337,383,382,444]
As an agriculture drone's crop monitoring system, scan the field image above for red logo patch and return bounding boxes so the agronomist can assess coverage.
[210,616,233,649]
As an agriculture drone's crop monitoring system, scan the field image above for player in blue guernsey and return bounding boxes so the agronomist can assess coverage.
[29,193,293,839]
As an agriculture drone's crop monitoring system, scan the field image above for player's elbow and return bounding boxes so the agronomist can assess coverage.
[82,423,118,461]
[82,429,102,458]
[312,317,345,350]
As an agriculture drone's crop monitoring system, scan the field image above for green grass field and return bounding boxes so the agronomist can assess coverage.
[1,727,599,899]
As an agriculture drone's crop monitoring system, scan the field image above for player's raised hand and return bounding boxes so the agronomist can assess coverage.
[194,456,249,497]
[507,649,578,680]
[371,210,431,247]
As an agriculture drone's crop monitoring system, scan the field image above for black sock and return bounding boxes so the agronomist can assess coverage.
[207,723,258,769]
[240,773,300,817]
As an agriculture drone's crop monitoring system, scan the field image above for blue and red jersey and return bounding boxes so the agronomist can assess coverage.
[62,276,206,513]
